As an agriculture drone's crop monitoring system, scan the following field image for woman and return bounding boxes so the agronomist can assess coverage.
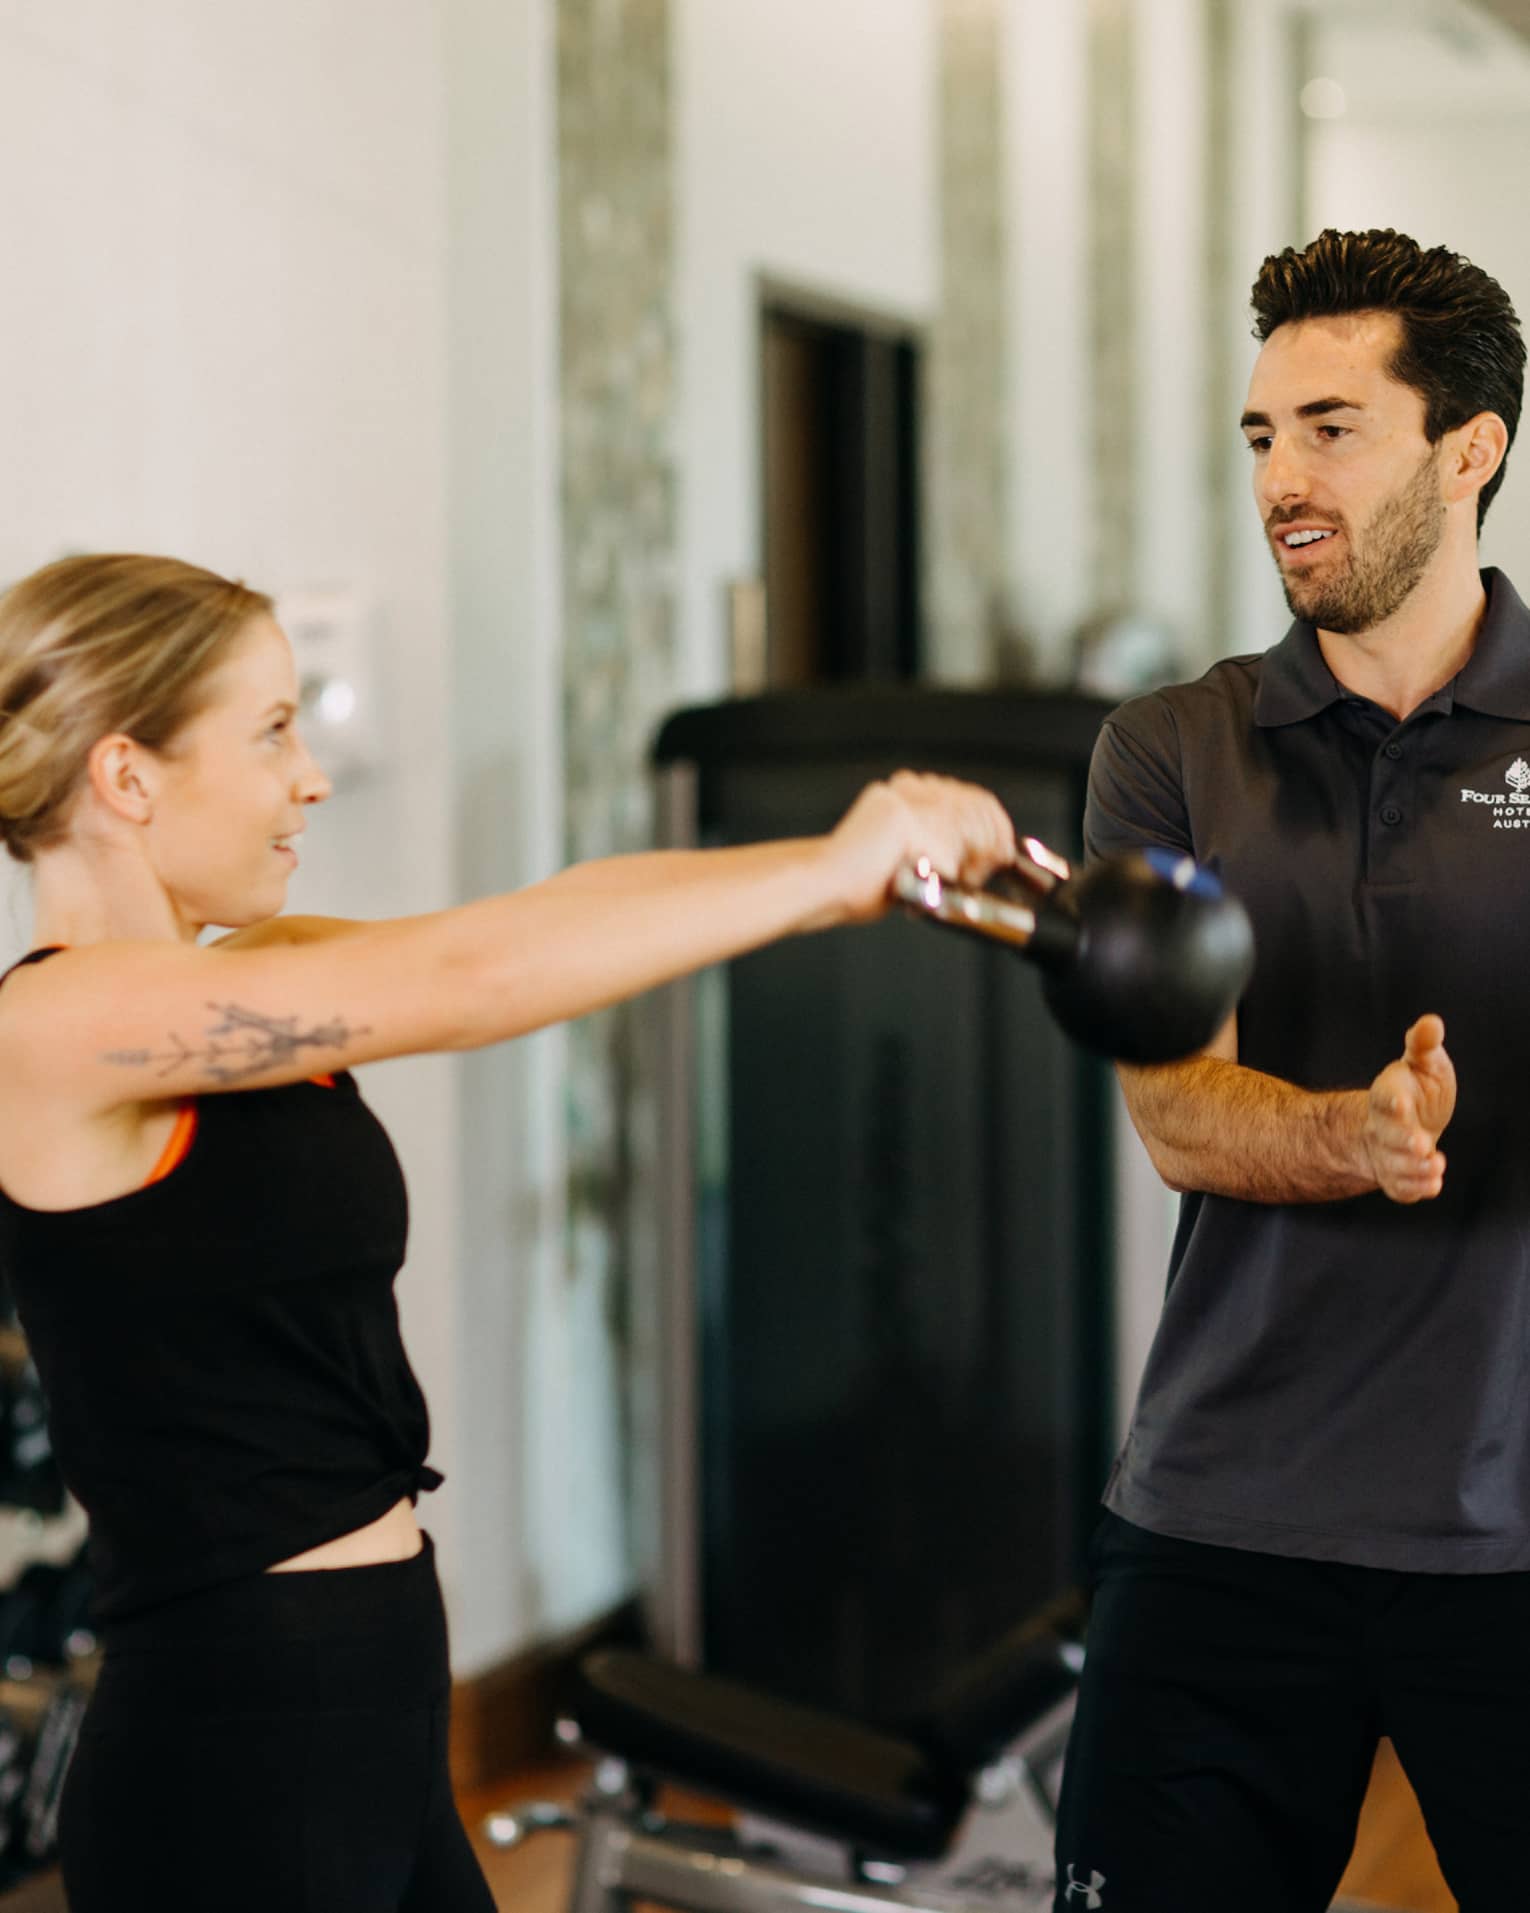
[0,553,1017,1911]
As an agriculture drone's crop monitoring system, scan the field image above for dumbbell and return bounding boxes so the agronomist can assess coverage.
[894,837,1253,1064]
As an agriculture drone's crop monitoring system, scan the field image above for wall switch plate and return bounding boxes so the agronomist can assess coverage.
[274,587,380,784]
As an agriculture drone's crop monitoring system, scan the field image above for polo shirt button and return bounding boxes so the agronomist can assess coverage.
[1381,804,1403,825]
[1384,743,1402,760]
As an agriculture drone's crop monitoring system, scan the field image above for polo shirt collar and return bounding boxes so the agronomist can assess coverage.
[1253,567,1530,727]
[1253,618,1346,728]
[1452,569,1530,717]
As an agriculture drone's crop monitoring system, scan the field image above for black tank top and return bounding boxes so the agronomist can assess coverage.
[0,948,442,1622]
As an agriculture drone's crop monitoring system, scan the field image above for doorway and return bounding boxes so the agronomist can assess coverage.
[760,294,923,686]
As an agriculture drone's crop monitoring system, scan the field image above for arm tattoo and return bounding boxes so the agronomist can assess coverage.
[103,1002,372,1084]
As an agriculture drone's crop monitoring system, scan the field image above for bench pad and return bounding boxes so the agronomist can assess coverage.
[572,1650,969,1861]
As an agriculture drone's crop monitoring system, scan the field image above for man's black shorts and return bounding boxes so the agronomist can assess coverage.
[1054,1510,1530,1912]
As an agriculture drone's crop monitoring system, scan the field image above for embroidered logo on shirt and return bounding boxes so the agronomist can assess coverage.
[1460,758,1530,827]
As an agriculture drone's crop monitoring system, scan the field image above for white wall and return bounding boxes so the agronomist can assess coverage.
[0,0,464,1636]
[1132,0,1210,656]
[1305,10,1530,578]
[1222,0,1304,661]
[674,0,939,699]
[445,0,632,1670]
[1107,0,1213,1431]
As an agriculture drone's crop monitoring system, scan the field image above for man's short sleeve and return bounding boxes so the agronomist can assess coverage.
[1083,694,1192,865]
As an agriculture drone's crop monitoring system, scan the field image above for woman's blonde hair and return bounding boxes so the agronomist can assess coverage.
[0,554,273,864]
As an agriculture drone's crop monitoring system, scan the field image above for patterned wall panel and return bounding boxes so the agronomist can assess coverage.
[556,0,676,1360]
[925,0,1007,682]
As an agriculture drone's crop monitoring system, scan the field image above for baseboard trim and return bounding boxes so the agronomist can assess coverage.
[448,1595,642,1794]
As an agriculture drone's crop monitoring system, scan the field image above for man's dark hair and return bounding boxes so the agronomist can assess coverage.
[1250,228,1525,530]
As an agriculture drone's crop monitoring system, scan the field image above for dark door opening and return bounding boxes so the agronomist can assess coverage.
[761,300,922,686]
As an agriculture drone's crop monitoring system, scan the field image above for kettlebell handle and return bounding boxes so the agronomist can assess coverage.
[891,830,1078,948]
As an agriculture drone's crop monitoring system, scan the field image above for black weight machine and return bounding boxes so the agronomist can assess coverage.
[0,1300,95,1896]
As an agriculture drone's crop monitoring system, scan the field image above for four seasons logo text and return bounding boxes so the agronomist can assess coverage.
[1461,757,1530,826]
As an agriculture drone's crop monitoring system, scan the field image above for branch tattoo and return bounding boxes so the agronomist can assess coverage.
[104,1003,369,1085]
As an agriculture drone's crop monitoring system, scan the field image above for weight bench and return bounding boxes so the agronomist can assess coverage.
[487,1597,1085,1913]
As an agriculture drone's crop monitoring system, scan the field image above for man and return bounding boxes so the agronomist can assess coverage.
[1054,229,1529,1911]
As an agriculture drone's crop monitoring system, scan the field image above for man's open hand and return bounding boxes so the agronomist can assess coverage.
[1362,1015,1456,1204]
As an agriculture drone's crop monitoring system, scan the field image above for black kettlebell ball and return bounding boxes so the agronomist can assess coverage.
[1032,850,1254,1064]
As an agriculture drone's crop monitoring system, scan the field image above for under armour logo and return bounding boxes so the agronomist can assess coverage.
[1063,1863,1106,1908]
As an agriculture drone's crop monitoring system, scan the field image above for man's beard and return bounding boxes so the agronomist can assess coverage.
[1273,450,1446,634]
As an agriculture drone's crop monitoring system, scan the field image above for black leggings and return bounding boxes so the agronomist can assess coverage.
[59,1535,495,1912]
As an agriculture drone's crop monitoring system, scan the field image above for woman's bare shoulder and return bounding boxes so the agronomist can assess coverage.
[0,924,474,1116]
[0,964,182,1208]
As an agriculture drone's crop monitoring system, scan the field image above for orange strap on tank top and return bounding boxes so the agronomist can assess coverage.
[144,1104,198,1187]
[140,1078,335,1189]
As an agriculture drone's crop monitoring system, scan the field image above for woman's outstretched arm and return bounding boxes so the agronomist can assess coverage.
[4,772,1017,1110]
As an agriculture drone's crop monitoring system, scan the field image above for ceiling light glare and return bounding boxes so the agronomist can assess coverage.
[1299,76,1347,120]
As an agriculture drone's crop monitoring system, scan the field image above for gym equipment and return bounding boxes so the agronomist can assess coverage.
[0,1546,100,1892]
[0,1708,28,1868]
[486,1596,1087,1913]
[648,690,1118,1719]
[16,1683,88,1865]
[0,1299,84,1900]
[2,1357,66,1519]
[0,1321,66,1518]
[893,839,1254,1064]
[0,1551,96,1679]
[0,1670,92,1890]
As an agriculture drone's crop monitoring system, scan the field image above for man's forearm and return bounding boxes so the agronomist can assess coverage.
[1120,1055,1374,1202]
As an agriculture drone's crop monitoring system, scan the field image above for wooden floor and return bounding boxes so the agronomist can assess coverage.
[459,1761,588,1913]
[1333,1740,1454,1912]
[0,1731,1456,1909]
[460,1737,1457,1913]
[0,1737,1458,1911]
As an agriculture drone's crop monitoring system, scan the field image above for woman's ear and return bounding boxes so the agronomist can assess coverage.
[85,734,156,828]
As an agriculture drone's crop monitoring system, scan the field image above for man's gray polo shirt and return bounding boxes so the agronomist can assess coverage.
[1087,567,1530,1572]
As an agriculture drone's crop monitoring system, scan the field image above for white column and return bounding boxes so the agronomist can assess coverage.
[444,0,577,1672]
[1003,0,1093,678]
[1132,0,1210,657]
